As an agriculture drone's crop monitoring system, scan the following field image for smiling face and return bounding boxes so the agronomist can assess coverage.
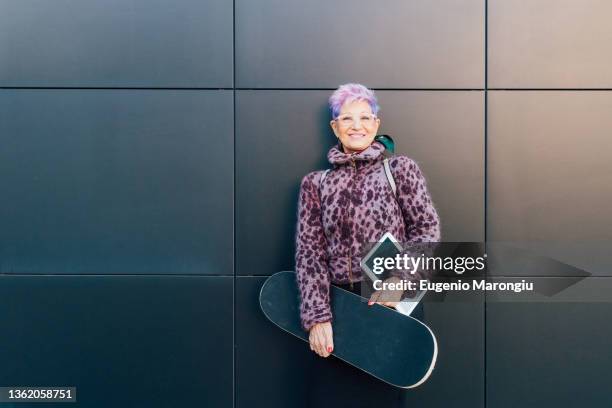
[330,100,380,154]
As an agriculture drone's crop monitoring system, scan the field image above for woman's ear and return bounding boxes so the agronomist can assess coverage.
[330,120,339,138]
[373,117,381,133]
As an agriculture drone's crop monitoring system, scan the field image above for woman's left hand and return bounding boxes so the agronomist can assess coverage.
[368,276,404,308]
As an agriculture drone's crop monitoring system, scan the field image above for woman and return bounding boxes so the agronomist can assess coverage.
[295,83,441,405]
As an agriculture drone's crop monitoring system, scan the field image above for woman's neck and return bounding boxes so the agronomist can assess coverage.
[341,144,370,155]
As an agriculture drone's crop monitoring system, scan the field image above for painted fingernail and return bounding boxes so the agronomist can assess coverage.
[368,301,373,306]
[327,346,332,353]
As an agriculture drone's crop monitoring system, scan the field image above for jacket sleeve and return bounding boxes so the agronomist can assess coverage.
[390,156,441,286]
[295,171,333,332]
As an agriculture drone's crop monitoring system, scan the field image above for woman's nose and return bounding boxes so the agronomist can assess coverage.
[351,120,364,130]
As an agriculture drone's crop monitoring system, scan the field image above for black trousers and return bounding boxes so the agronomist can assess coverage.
[305,281,424,408]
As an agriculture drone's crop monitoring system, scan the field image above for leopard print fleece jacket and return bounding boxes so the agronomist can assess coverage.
[295,141,441,331]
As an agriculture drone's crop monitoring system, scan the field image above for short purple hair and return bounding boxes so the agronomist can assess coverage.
[328,83,379,119]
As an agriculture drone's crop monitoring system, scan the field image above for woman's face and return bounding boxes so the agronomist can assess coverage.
[330,100,380,154]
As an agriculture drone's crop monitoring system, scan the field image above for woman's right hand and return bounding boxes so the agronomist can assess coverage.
[309,321,334,358]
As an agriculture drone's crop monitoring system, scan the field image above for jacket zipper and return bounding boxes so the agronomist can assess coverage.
[348,156,357,290]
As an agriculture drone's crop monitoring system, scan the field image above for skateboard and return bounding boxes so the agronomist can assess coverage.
[259,271,438,388]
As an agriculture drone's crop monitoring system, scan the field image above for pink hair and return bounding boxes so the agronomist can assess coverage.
[328,83,379,119]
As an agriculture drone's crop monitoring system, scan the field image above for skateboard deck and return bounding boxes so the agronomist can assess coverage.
[259,271,438,388]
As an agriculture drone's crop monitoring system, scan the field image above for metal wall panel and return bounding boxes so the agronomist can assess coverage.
[235,91,332,276]
[486,278,612,408]
[0,275,233,407]
[0,90,233,275]
[489,0,612,88]
[236,90,483,276]
[235,0,484,88]
[488,91,612,276]
[235,277,312,408]
[0,0,233,87]
[377,91,484,242]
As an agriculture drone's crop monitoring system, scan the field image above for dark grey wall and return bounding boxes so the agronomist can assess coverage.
[0,90,233,274]
[486,2,612,407]
[1,0,610,407]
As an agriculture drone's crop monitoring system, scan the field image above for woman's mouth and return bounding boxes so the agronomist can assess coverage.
[348,133,365,139]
